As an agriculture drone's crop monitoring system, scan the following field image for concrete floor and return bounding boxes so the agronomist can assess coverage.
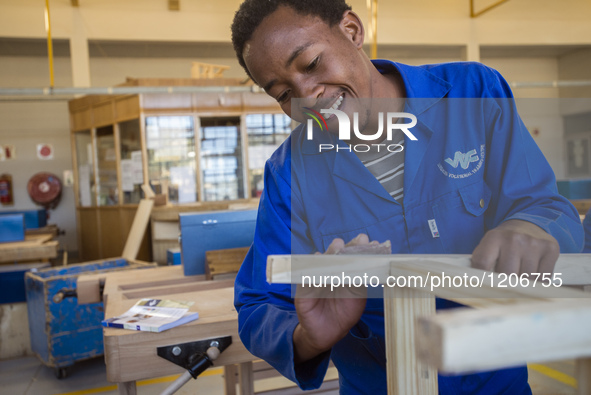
[0,355,578,395]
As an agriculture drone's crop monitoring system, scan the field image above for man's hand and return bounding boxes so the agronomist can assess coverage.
[293,234,374,364]
[472,219,560,275]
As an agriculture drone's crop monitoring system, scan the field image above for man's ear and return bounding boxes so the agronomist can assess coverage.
[339,10,365,49]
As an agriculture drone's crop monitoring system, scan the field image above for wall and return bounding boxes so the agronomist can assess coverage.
[0,100,78,255]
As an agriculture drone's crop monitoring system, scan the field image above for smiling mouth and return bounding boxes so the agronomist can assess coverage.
[322,94,344,120]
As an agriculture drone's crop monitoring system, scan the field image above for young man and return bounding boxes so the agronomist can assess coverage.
[231,1,584,393]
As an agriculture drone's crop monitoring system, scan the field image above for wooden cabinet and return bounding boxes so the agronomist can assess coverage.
[69,79,287,262]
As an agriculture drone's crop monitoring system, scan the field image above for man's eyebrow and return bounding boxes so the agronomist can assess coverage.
[262,42,314,94]
[286,41,314,68]
[263,79,277,93]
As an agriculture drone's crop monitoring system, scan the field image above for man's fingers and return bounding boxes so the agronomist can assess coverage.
[325,238,345,254]
[496,246,521,275]
[346,234,370,246]
[471,234,501,272]
[539,243,560,274]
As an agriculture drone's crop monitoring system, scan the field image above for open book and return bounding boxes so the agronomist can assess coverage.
[102,298,199,332]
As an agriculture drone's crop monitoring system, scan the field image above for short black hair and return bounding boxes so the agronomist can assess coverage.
[231,0,352,80]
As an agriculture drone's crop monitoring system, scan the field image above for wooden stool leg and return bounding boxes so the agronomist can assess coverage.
[576,357,591,395]
[224,364,238,395]
[384,287,437,395]
[238,361,254,395]
[118,381,137,395]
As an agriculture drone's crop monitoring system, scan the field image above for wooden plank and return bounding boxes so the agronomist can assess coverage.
[0,238,58,263]
[117,381,136,395]
[25,225,59,238]
[205,247,249,280]
[121,199,154,261]
[224,364,237,395]
[576,358,591,395]
[266,254,591,287]
[384,287,437,395]
[76,260,157,304]
[415,298,591,374]
[238,362,254,395]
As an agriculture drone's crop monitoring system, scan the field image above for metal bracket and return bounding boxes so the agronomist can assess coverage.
[157,336,232,373]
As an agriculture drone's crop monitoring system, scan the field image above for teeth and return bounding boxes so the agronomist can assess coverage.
[330,95,344,110]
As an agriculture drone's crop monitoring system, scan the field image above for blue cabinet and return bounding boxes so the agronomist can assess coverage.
[179,209,257,276]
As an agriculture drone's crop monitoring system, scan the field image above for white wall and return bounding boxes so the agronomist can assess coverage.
[0,100,78,254]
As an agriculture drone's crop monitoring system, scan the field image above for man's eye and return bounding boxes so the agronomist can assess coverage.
[306,57,319,72]
[277,91,289,103]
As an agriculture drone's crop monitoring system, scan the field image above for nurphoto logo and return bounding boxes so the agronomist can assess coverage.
[304,107,418,153]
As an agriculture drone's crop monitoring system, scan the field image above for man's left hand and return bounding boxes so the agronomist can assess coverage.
[471,219,560,275]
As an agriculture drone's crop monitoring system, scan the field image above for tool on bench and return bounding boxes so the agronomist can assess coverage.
[158,335,232,395]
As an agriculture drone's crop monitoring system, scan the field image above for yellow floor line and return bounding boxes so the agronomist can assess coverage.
[53,367,224,395]
[528,363,577,388]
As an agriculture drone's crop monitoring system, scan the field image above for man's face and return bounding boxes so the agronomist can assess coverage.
[243,6,375,131]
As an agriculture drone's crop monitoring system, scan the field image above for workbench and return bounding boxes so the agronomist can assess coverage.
[83,265,256,395]
[0,234,58,263]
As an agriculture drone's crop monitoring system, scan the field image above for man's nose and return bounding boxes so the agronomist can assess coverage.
[294,78,323,101]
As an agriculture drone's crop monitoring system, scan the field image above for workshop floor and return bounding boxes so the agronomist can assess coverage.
[0,355,578,395]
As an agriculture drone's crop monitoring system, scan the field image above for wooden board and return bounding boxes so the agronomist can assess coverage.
[100,266,255,383]
[267,254,591,287]
[205,246,249,280]
[267,253,591,395]
[0,234,58,263]
[384,287,437,394]
[121,199,154,261]
[416,298,591,374]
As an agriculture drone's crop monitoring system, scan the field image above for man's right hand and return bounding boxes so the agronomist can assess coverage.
[292,234,373,363]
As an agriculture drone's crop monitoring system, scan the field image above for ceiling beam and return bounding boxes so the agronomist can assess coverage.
[168,0,180,11]
[470,0,510,18]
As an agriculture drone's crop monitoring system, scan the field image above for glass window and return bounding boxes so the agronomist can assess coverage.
[246,114,291,197]
[200,117,244,201]
[74,130,96,207]
[119,119,144,204]
[96,126,118,206]
[145,116,197,204]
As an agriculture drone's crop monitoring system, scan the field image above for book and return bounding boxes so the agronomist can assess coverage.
[101,298,199,332]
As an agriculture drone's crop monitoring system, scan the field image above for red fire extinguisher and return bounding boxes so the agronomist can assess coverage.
[0,174,14,205]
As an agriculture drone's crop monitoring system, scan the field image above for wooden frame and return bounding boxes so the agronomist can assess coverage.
[267,254,591,394]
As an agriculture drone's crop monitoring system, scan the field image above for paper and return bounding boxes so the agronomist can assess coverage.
[131,151,144,184]
[121,160,134,192]
[78,164,92,206]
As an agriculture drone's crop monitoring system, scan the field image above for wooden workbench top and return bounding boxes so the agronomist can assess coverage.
[90,266,254,383]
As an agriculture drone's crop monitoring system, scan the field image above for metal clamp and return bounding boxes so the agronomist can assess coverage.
[157,336,232,377]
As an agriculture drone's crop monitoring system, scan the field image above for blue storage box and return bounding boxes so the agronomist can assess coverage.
[179,210,257,276]
[0,213,25,243]
[0,262,50,304]
[25,259,143,374]
[0,209,47,229]
[167,248,182,266]
[557,179,591,199]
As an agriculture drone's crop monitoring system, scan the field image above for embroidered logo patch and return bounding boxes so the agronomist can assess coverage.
[444,149,479,169]
[438,145,485,179]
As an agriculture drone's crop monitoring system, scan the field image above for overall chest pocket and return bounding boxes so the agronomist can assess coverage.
[432,180,492,254]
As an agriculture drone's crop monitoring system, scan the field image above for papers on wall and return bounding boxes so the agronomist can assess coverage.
[78,164,92,207]
[121,160,134,192]
[131,151,144,184]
